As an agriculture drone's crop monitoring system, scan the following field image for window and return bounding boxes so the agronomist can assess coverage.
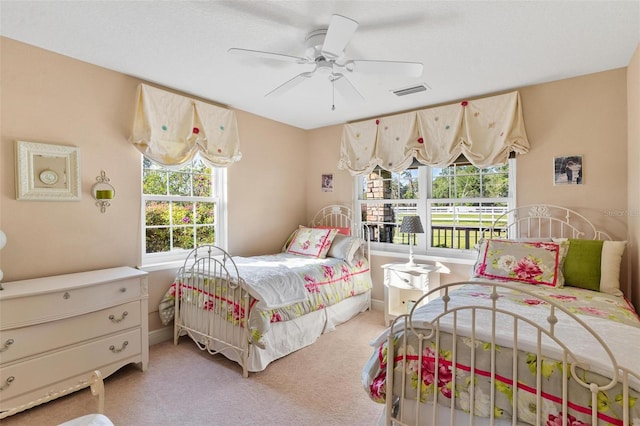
[356,159,514,256]
[141,156,226,265]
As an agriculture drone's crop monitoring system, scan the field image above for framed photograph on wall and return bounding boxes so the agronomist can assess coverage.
[15,140,81,200]
[553,155,583,185]
[321,173,333,192]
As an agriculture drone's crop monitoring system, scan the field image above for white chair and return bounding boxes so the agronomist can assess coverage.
[0,370,114,425]
[57,370,114,426]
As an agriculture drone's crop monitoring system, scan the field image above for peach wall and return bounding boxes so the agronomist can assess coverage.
[307,68,633,306]
[1,37,141,278]
[516,69,629,240]
[1,36,637,330]
[305,123,352,219]
[228,110,308,256]
[627,44,640,310]
[0,37,308,332]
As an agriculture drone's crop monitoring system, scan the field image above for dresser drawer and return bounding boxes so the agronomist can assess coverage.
[0,301,141,365]
[0,278,141,329]
[0,328,141,404]
[388,268,429,289]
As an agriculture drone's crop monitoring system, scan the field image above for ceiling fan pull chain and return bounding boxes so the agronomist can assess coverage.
[331,73,336,111]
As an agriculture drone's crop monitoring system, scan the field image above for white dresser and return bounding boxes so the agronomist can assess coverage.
[0,267,149,413]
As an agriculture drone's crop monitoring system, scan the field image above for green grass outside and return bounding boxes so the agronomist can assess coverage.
[389,212,507,248]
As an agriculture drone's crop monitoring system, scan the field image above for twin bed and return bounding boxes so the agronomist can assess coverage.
[362,205,640,425]
[159,205,372,377]
[159,203,639,425]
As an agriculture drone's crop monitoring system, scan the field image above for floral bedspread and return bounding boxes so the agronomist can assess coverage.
[159,253,371,348]
[363,282,640,425]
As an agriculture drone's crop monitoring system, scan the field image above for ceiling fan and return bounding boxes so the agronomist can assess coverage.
[228,14,424,104]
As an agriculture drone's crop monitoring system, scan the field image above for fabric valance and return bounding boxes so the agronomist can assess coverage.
[338,91,529,175]
[130,84,241,167]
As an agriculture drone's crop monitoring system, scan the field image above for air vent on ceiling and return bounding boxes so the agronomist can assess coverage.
[392,83,430,97]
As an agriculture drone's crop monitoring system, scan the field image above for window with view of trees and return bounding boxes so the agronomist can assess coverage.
[356,160,513,254]
[142,156,225,264]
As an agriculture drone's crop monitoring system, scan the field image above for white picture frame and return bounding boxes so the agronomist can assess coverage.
[15,140,81,201]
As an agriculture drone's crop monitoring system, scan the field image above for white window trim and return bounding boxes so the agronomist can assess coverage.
[139,158,227,268]
[355,159,516,261]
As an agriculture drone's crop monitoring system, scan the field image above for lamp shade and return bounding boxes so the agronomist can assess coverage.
[400,216,424,234]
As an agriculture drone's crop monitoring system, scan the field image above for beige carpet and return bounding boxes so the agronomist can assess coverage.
[1,310,386,426]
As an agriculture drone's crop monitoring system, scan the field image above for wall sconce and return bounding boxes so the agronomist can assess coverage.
[91,171,115,213]
[400,215,424,267]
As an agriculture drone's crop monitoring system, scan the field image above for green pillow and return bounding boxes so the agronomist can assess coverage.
[563,239,603,291]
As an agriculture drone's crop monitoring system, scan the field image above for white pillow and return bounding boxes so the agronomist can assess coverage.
[286,227,338,258]
[327,234,364,265]
[599,240,627,296]
[281,226,302,252]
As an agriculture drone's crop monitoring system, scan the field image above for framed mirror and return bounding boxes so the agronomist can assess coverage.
[15,140,81,201]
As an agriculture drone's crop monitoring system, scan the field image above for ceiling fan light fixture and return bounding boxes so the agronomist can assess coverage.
[305,29,328,59]
[392,83,430,97]
[229,14,424,102]
[316,58,333,74]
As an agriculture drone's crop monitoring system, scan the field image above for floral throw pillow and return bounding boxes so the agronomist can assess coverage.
[473,239,568,287]
[286,227,338,258]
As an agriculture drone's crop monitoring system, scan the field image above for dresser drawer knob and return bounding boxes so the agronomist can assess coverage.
[119,287,127,293]
[0,338,14,353]
[108,311,128,323]
[0,376,15,391]
[63,292,71,300]
[109,340,129,353]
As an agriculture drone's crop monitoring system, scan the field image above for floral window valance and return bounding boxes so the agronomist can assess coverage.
[130,84,242,167]
[338,91,529,175]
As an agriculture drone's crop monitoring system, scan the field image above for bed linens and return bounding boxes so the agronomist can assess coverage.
[160,253,371,347]
[230,255,310,309]
[363,282,640,425]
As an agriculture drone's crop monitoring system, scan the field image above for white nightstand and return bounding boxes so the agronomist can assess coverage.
[382,263,441,326]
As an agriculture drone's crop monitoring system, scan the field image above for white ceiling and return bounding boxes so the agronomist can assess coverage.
[1,1,639,130]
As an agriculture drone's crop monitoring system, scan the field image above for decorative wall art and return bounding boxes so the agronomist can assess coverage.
[15,140,81,200]
[321,174,333,192]
[554,155,583,185]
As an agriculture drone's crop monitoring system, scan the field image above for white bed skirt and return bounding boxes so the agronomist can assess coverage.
[183,291,371,373]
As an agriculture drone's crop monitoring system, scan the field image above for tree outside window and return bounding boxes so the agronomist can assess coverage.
[142,156,222,264]
[357,161,513,253]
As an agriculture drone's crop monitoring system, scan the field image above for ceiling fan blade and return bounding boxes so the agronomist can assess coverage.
[346,60,424,77]
[228,48,308,64]
[331,73,364,102]
[265,72,314,97]
[321,15,359,60]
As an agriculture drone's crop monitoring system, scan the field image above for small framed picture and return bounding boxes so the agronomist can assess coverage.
[321,174,333,192]
[553,155,583,185]
[15,140,82,201]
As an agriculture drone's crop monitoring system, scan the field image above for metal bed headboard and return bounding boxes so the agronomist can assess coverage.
[309,204,353,231]
[487,204,612,241]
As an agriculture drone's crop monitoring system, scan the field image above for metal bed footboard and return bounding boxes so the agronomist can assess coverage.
[173,245,251,378]
[385,281,639,426]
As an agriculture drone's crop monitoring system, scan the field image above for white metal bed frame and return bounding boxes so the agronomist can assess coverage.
[173,205,370,377]
[383,204,638,425]
[486,204,612,241]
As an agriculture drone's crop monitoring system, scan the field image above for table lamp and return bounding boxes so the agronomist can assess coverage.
[400,216,424,267]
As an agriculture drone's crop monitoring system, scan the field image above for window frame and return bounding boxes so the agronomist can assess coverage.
[354,159,516,259]
[140,156,227,267]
